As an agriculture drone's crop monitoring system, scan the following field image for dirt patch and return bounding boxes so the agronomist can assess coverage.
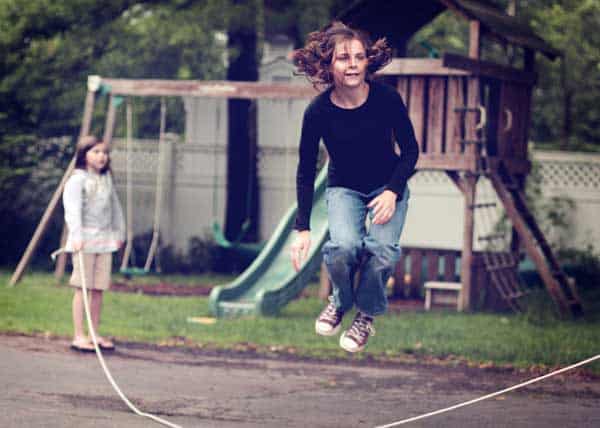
[110,282,214,296]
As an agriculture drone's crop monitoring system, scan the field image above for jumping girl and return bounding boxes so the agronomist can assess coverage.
[63,135,125,352]
[290,22,419,352]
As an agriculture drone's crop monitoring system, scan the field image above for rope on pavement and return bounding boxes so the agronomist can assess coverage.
[78,251,183,428]
[375,353,600,428]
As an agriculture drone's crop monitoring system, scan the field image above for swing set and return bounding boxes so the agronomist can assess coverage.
[9,76,316,286]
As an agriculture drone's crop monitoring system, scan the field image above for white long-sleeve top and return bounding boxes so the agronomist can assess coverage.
[62,169,125,253]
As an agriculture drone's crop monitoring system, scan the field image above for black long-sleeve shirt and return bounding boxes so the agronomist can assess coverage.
[295,80,419,231]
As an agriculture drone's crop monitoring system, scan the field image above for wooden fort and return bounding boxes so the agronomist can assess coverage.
[341,0,581,316]
[11,0,582,317]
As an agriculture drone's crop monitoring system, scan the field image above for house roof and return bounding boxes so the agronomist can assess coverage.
[338,0,560,59]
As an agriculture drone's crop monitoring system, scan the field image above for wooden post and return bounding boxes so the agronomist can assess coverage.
[459,173,478,311]
[469,20,481,60]
[102,95,119,147]
[10,79,99,286]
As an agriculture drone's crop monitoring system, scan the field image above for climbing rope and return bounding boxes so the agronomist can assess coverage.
[375,353,600,427]
[77,251,182,428]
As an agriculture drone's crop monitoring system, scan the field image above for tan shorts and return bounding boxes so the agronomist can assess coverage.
[69,253,113,291]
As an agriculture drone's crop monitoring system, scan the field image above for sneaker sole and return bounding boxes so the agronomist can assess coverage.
[339,331,365,353]
[315,321,341,337]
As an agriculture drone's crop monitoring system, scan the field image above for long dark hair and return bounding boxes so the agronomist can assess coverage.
[74,135,111,174]
[292,21,392,88]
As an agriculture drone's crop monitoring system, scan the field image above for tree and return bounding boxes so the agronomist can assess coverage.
[0,0,228,266]
[525,0,600,149]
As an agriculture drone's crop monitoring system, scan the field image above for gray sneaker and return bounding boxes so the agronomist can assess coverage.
[339,312,375,352]
[315,297,344,336]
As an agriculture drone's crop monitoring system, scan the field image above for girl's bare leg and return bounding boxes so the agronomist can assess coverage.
[90,289,103,335]
[72,289,86,339]
[90,290,114,348]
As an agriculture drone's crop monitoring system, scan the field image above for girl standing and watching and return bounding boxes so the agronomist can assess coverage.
[63,135,125,352]
[290,22,419,352]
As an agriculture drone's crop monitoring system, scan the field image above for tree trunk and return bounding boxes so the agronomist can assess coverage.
[225,0,263,242]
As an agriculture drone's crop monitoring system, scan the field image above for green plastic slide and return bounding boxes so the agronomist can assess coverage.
[209,167,329,317]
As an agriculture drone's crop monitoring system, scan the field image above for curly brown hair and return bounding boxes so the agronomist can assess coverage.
[292,21,392,88]
[74,135,111,174]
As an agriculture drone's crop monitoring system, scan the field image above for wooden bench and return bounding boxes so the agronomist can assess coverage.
[424,281,463,311]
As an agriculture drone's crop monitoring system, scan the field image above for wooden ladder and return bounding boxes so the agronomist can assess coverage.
[489,168,583,317]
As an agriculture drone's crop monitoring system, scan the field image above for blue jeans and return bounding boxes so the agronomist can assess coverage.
[322,186,410,317]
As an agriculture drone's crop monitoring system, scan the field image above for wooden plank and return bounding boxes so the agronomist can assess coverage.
[427,251,440,282]
[102,95,119,146]
[102,78,318,99]
[459,174,478,310]
[410,249,423,298]
[394,252,406,297]
[520,87,533,159]
[445,77,464,154]
[443,53,538,85]
[469,20,481,59]
[379,59,469,76]
[487,157,531,175]
[416,153,478,171]
[496,82,511,159]
[514,84,532,159]
[408,77,426,149]
[464,76,480,160]
[426,77,446,154]
[444,252,457,282]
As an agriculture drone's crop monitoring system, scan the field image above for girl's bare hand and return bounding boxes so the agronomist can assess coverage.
[73,241,84,251]
[290,230,311,272]
[367,190,397,225]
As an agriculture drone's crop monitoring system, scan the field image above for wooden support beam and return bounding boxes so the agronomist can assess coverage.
[102,95,119,147]
[378,59,469,76]
[446,171,466,194]
[10,88,98,286]
[459,173,479,311]
[101,78,318,99]
[469,20,481,59]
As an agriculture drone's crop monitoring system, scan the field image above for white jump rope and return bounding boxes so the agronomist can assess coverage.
[76,251,182,428]
[375,352,600,427]
[71,252,597,428]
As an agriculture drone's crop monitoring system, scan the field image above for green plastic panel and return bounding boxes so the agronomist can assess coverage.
[209,167,329,317]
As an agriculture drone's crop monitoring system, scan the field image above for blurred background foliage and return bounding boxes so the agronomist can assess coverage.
[1,0,598,268]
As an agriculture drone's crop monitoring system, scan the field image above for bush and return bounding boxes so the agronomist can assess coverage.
[119,232,254,275]
[557,246,600,292]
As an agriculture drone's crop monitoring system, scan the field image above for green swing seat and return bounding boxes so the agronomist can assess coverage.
[119,266,149,277]
[212,219,264,259]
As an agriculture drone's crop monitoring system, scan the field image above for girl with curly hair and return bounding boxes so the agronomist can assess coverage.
[290,21,419,353]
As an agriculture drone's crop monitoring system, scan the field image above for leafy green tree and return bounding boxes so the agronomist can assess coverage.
[0,0,229,266]
[525,0,600,149]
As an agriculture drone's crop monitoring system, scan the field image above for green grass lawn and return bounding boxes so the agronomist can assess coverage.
[1,270,599,373]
